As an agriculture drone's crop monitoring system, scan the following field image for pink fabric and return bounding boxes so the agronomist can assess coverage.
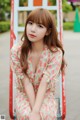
[10,41,62,120]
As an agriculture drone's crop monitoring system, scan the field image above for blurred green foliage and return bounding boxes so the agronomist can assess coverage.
[19,0,28,6]
[0,0,10,21]
[49,0,72,13]
[0,21,10,32]
[63,22,73,30]
[62,3,72,13]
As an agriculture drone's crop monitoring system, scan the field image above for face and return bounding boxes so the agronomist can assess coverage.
[26,21,48,43]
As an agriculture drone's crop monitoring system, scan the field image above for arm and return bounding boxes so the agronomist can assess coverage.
[10,45,35,109]
[22,77,36,109]
[32,75,48,112]
[32,49,62,112]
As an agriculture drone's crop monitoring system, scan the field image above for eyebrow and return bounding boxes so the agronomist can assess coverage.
[28,20,45,26]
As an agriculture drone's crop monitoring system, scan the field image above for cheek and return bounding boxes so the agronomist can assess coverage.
[39,31,47,38]
[26,26,29,35]
[41,28,47,37]
[26,24,30,31]
[26,26,28,31]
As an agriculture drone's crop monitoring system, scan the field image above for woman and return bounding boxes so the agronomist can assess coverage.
[10,8,66,120]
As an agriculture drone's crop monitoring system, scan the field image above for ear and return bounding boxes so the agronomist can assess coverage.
[45,28,51,36]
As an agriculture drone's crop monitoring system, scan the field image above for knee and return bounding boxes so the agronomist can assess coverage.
[16,105,32,119]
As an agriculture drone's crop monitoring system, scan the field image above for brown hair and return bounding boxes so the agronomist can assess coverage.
[20,8,66,75]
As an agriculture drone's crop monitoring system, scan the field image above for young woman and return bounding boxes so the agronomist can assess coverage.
[10,8,66,120]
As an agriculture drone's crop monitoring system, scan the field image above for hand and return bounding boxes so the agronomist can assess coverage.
[29,111,41,120]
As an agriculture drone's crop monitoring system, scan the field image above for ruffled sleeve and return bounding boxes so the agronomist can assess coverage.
[42,48,62,91]
[10,44,26,81]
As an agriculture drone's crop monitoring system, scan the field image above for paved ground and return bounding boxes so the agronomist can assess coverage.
[0,31,10,119]
[0,31,80,120]
[63,31,80,120]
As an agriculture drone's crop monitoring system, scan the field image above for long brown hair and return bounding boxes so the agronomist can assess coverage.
[20,8,66,75]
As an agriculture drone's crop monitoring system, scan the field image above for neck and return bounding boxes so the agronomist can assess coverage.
[31,41,44,53]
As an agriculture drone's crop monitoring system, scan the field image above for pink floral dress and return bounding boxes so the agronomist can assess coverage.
[10,41,62,120]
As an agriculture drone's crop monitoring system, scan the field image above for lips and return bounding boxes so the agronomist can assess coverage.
[29,34,36,38]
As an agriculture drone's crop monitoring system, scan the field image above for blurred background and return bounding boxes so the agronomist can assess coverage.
[0,0,80,120]
[0,0,80,32]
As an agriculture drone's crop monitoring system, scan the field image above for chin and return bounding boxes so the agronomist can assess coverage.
[28,39,37,42]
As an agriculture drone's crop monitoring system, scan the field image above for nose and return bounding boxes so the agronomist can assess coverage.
[31,23,37,32]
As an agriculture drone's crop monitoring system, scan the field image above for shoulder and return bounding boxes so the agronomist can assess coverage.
[11,40,23,52]
[47,48,62,66]
[10,40,23,58]
[48,47,62,57]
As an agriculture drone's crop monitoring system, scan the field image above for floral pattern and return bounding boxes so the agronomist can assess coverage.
[10,41,62,120]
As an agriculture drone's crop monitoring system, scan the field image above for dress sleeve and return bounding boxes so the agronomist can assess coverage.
[10,45,26,81]
[42,48,62,90]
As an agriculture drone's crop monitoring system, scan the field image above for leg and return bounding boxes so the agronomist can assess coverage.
[39,92,58,120]
[15,93,32,120]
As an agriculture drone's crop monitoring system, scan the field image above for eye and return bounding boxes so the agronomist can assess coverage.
[28,21,33,25]
[37,24,44,28]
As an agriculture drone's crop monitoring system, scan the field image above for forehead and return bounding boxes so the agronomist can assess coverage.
[27,16,45,25]
[27,10,49,27]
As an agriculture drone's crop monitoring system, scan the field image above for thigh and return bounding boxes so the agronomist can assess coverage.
[15,92,31,120]
[40,92,58,120]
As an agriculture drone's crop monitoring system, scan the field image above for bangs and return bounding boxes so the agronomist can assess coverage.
[27,8,52,28]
